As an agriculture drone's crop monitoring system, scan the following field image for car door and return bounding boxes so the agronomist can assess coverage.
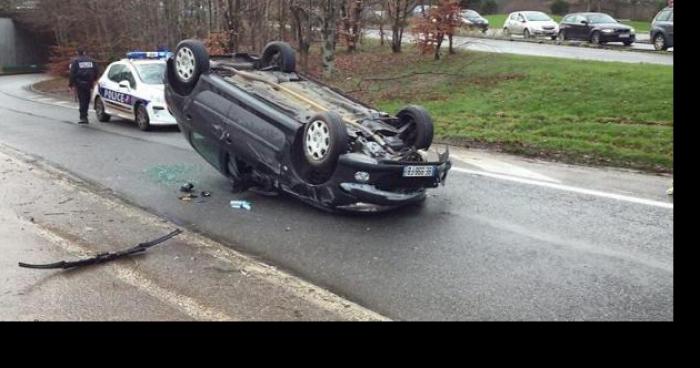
[119,65,138,118]
[99,63,127,117]
[505,13,516,32]
[571,15,589,40]
[514,13,526,34]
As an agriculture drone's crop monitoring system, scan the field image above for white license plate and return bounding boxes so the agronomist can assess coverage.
[619,34,630,38]
[403,166,435,177]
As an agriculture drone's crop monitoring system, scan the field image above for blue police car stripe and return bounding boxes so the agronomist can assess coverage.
[99,87,150,107]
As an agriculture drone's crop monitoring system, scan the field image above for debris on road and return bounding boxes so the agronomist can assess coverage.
[230,200,252,211]
[178,193,198,202]
[18,229,183,270]
[180,182,195,193]
[201,191,212,198]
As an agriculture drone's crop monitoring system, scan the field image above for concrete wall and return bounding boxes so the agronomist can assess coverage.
[0,17,18,66]
[0,17,46,67]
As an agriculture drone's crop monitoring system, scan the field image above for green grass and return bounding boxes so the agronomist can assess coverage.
[483,14,650,33]
[329,45,673,172]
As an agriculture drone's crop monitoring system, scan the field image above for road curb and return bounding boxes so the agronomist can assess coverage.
[0,143,391,321]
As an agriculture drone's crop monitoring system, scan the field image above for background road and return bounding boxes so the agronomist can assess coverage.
[0,74,673,320]
[366,30,673,66]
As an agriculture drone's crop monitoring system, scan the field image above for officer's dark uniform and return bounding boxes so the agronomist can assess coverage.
[69,53,100,123]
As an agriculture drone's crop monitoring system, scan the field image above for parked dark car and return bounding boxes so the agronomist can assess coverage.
[650,7,673,51]
[460,9,489,33]
[164,40,451,213]
[558,12,636,45]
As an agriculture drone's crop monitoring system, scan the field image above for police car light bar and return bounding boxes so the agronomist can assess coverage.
[126,51,172,60]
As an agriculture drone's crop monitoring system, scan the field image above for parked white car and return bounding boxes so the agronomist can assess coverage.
[92,51,177,131]
[503,11,559,39]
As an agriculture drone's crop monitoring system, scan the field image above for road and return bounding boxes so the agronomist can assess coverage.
[0,74,673,320]
[366,30,673,66]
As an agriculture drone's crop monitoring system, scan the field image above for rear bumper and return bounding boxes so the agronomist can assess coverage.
[601,33,636,43]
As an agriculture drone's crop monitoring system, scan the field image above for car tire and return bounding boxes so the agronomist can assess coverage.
[590,31,601,45]
[558,30,567,41]
[653,33,667,50]
[551,35,558,40]
[396,105,434,150]
[623,40,633,46]
[260,41,296,73]
[302,112,348,176]
[135,104,151,131]
[94,96,110,122]
[503,28,510,37]
[169,39,210,96]
[523,29,531,39]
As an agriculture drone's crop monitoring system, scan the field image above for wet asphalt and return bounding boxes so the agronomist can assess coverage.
[0,74,673,320]
[365,30,673,66]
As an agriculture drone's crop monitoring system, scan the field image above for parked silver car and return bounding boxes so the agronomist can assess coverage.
[503,11,559,39]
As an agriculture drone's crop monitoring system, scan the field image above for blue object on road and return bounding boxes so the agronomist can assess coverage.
[230,200,252,211]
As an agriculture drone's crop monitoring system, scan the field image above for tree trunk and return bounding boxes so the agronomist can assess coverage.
[321,0,339,78]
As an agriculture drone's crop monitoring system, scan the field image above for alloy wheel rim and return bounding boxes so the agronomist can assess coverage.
[306,120,331,161]
[655,35,665,50]
[176,47,196,82]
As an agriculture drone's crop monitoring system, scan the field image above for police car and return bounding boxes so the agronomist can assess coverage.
[92,51,176,131]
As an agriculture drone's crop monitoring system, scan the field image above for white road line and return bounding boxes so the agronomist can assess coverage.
[32,224,236,321]
[452,167,673,209]
[451,153,562,183]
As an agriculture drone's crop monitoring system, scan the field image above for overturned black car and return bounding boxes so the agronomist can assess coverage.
[164,40,451,212]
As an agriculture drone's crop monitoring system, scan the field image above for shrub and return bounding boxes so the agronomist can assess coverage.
[481,0,498,15]
[550,0,570,16]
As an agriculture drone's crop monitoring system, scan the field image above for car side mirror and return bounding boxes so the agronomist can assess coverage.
[580,20,589,25]
[118,81,130,89]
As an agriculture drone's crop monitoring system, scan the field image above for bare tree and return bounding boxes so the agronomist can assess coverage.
[386,0,418,53]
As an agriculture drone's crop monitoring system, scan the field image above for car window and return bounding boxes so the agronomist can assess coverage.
[107,64,126,83]
[669,11,673,21]
[562,15,575,23]
[587,13,616,24]
[524,12,552,21]
[655,9,671,22]
[190,132,221,169]
[134,63,166,85]
[120,69,137,89]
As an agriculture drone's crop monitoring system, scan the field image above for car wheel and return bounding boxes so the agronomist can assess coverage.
[503,28,510,37]
[590,31,601,45]
[551,35,558,40]
[396,105,434,150]
[94,96,110,122]
[260,41,296,73]
[169,39,210,96]
[302,112,348,176]
[623,40,633,46]
[558,30,567,41]
[135,104,151,131]
[523,29,531,39]
[654,34,667,50]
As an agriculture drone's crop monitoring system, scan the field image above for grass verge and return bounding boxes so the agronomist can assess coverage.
[324,43,672,172]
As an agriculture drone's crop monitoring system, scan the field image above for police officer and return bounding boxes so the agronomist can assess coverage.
[69,48,100,124]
